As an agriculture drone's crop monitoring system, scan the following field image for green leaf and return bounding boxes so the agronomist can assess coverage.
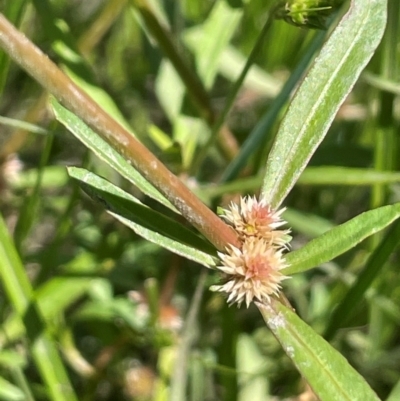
[218,46,281,97]
[68,167,216,268]
[324,220,400,339]
[155,60,185,122]
[298,167,400,185]
[237,334,269,401]
[221,29,327,182]
[261,0,387,208]
[51,98,176,212]
[0,213,78,401]
[0,376,25,401]
[0,276,94,347]
[258,300,380,401]
[284,202,400,275]
[184,0,242,89]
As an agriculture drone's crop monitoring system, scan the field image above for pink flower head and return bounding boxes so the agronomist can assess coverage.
[214,196,291,307]
[220,196,290,247]
[211,238,289,308]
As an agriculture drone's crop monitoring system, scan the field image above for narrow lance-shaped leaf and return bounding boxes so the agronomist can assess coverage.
[284,202,400,275]
[51,99,176,212]
[258,300,380,401]
[261,0,387,208]
[324,220,400,339]
[68,167,216,268]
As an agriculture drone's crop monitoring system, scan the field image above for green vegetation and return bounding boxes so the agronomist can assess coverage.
[0,0,398,400]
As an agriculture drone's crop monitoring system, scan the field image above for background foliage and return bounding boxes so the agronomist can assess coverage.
[0,0,399,400]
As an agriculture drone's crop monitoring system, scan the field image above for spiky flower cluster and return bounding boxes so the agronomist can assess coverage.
[211,196,291,308]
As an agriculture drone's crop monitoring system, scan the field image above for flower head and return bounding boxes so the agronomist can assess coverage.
[213,196,291,308]
[211,238,289,308]
[220,196,290,246]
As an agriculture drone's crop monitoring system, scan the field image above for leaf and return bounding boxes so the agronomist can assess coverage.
[0,376,25,401]
[261,0,387,208]
[0,213,78,401]
[237,334,269,401]
[324,220,400,339]
[284,202,400,275]
[51,99,176,212]
[258,300,380,401]
[0,277,94,347]
[155,60,185,122]
[68,167,216,268]
[298,167,400,185]
[220,29,327,182]
[218,46,281,97]
[184,0,242,89]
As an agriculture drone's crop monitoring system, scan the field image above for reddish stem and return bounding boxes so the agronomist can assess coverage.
[0,13,240,251]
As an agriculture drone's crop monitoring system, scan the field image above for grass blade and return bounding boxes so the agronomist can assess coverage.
[0,213,78,401]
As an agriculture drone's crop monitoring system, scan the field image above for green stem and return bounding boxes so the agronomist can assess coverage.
[131,0,239,161]
[132,0,213,122]
[0,13,240,251]
[220,29,327,183]
[190,9,276,174]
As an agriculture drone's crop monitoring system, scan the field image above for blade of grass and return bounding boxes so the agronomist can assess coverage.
[261,0,387,208]
[284,202,400,275]
[298,167,400,185]
[0,116,48,134]
[363,72,400,96]
[13,132,53,251]
[0,0,27,92]
[190,7,276,174]
[170,270,207,401]
[198,167,400,201]
[0,213,78,401]
[258,300,380,401]
[0,376,25,401]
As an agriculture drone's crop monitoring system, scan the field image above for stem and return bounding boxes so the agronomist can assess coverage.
[131,0,239,161]
[78,0,128,56]
[0,13,240,251]
[191,9,276,174]
[132,0,212,122]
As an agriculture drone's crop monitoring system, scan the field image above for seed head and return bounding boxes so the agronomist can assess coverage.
[211,238,289,308]
[220,196,290,246]
[214,196,291,308]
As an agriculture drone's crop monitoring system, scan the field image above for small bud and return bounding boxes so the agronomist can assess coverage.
[275,0,343,30]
